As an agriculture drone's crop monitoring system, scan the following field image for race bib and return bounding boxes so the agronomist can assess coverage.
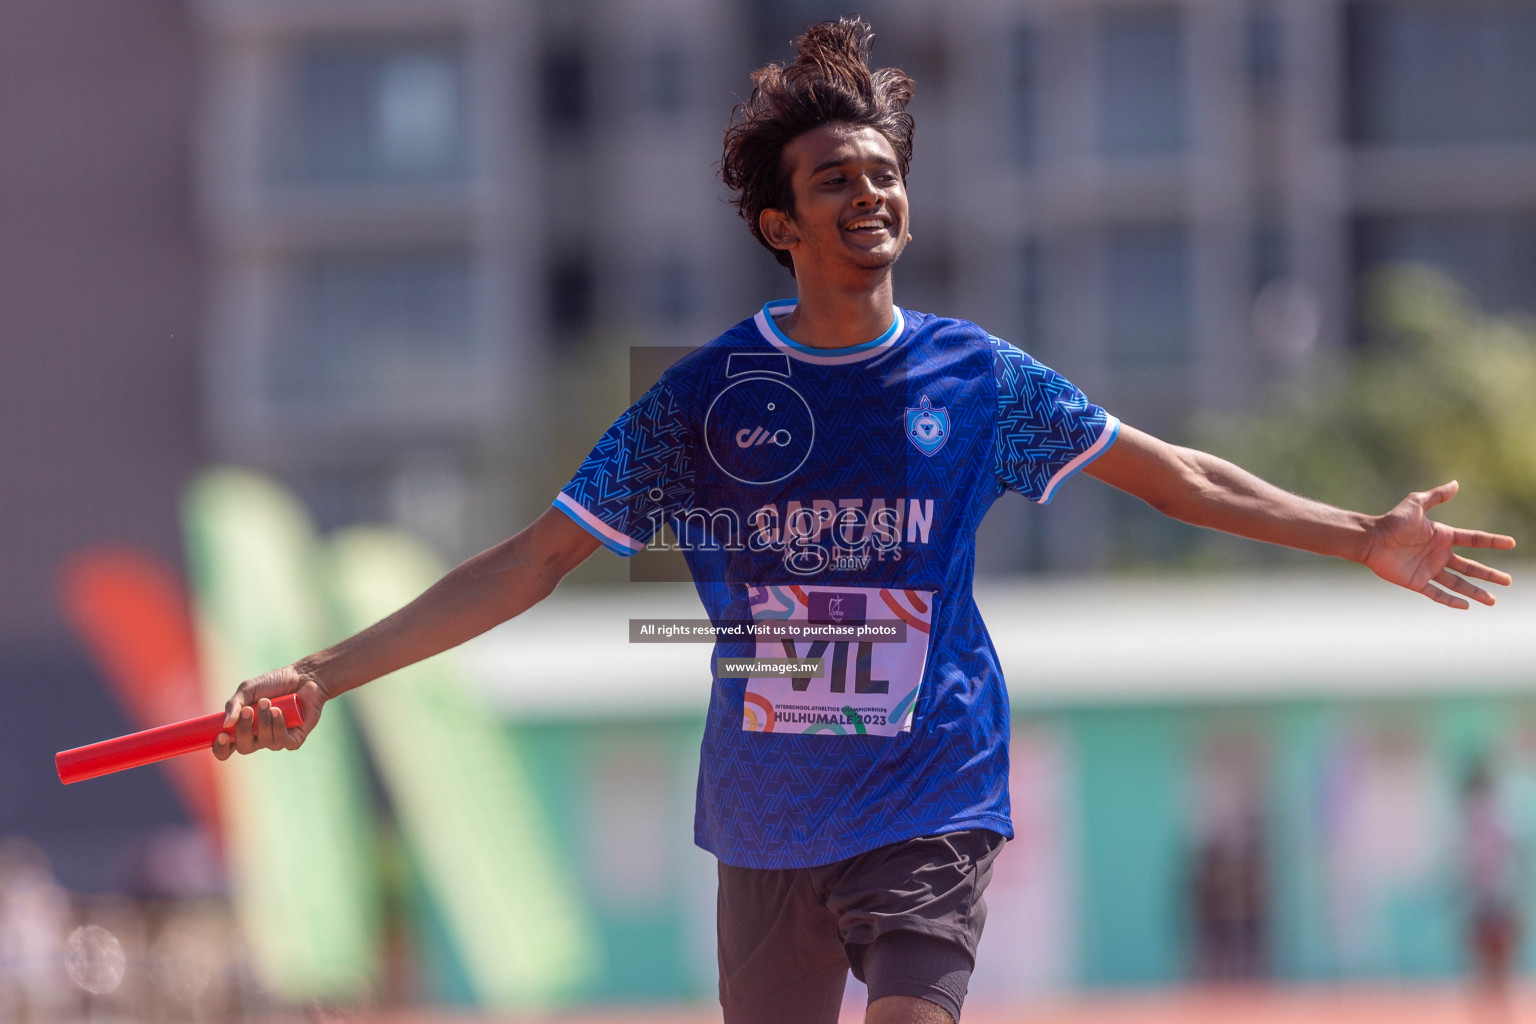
[739,584,933,736]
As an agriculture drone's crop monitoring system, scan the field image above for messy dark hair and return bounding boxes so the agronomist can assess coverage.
[720,17,915,274]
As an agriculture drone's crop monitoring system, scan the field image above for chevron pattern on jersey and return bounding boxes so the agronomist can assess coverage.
[561,379,694,548]
[561,308,1114,869]
[990,338,1113,501]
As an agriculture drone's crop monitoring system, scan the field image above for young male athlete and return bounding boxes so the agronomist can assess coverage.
[215,18,1516,1024]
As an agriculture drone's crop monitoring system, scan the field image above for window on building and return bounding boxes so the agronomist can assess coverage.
[1355,214,1536,322]
[1097,9,1187,157]
[1246,5,1283,103]
[1010,25,1038,165]
[544,48,589,132]
[269,40,467,184]
[549,252,594,333]
[270,251,477,406]
[285,464,392,534]
[1347,3,1536,145]
[1104,226,1192,366]
[1250,218,1288,295]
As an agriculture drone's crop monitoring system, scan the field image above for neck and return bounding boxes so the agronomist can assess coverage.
[775,269,895,349]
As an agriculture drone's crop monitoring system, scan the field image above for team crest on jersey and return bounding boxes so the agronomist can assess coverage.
[905,395,950,456]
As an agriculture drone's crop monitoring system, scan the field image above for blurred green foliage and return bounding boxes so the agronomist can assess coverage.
[1193,265,1536,557]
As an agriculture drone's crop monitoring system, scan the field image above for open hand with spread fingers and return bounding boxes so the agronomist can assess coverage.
[212,664,331,759]
[1361,481,1516,609]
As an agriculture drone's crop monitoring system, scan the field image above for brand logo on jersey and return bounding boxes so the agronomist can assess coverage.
[735,426,793,449]
[905,395,950,456]
[705,376,815,485]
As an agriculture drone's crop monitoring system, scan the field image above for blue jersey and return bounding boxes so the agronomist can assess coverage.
[556,300,1118,869]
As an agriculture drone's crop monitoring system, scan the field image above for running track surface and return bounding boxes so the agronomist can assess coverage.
[364,986,1536,1024]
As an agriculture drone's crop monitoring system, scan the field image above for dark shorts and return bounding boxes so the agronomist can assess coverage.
[716,829,1005,1024]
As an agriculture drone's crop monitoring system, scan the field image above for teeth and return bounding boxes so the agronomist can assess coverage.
[847,220,887,230]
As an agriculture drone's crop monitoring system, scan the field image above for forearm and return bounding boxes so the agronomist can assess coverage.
[297,511,593,697]
[1083,423,1513,608]
[1143,447,1373,561]
[1085,426,1376,562]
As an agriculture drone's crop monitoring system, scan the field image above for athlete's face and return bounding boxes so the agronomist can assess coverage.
[760,123,911,278]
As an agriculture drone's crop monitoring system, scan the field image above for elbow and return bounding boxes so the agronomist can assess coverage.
[541,539,590,591]
[1148,447,1218,522]
[531,559,569,603]
[463,535,569,614]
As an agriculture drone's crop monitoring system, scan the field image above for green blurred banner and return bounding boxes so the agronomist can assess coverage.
[183,468,381,1003]
[328,526,597,1006]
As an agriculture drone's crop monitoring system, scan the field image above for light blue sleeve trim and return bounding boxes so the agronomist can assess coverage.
[551,494,643,557]
[1036,415,1121,505]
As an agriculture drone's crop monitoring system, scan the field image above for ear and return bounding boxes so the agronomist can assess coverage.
[758,208,799,253]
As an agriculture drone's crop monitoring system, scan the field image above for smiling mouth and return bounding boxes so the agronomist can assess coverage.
[844,218,892,236]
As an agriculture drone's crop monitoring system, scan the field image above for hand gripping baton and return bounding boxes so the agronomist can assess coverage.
[55,694,305,785]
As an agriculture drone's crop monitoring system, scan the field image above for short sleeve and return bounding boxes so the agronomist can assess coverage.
[992,339,1120,504]
[554,378,694,556]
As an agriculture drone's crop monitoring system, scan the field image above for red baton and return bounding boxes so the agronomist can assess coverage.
[55,694,305,785]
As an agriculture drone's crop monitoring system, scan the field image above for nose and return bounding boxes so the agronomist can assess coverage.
[851,174,883,207]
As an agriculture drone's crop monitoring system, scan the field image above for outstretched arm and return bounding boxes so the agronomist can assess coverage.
[213,507,602,758]
[1083,424,1516,608]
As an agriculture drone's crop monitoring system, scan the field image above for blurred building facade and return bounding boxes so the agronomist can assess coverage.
[7,0,1536,888]
[188,0,1536,573]
[193,0,761,559]
[942,0,1536,570]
